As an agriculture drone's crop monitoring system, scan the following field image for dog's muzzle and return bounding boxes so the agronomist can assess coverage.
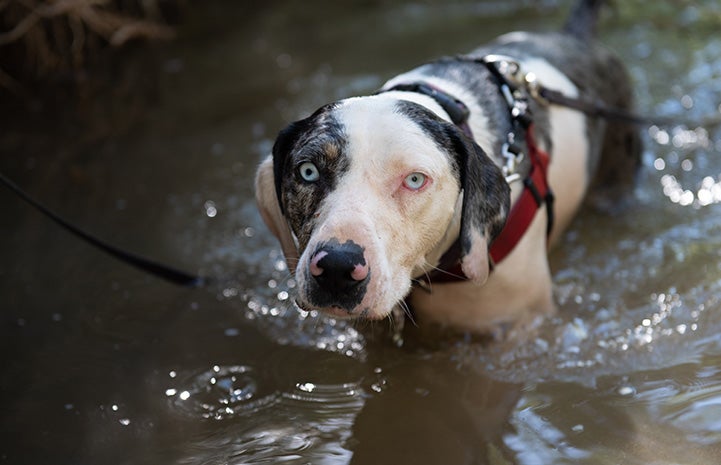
[303,238,370,314]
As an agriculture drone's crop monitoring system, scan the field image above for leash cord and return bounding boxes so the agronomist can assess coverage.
[537,86,721,129]
[0,171,207,288]
[476,54,721,130]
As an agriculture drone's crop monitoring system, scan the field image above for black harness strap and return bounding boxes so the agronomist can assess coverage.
[380,82,474,138]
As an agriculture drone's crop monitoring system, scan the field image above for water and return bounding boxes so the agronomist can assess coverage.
[2,1,721,464]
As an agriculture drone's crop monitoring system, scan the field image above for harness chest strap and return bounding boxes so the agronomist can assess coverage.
[489,125,554,266]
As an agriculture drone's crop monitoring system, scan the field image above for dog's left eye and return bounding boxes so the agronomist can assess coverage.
[298,162,320,182]
[403,172,427,190]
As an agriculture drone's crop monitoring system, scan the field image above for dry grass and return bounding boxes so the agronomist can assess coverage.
[0,0,178,93]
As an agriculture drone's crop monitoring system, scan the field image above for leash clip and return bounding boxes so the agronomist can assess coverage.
[523,71,548,106]
[483,54,549,109]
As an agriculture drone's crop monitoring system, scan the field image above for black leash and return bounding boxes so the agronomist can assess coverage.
[537,86,721,128]
[0,172,207,288]
[471,54,721,130]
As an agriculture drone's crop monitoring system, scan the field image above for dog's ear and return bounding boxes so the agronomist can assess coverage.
[451,131,510,285]
[255,156,300,272]
[393,100,509,284]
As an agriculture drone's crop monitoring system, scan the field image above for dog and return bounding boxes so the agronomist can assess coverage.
[255,0,640,336]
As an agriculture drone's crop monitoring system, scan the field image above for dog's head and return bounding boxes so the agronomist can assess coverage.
[256,95,509,320]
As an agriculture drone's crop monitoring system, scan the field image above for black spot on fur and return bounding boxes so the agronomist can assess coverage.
[272,103,350,250]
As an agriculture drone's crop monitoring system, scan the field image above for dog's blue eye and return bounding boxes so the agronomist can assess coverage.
[298,162,320,182]
[403,172,427,190]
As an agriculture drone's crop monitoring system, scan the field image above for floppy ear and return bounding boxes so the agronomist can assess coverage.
[392,100,510,284]
[255,156,300,273]
[451,132,510,285]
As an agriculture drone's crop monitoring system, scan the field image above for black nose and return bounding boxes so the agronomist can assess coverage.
[307,239,370,308]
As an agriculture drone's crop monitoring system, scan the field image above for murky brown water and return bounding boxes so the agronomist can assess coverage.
[2,1,721,464]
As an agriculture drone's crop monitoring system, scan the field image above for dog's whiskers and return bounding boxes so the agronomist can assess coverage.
[278,271,296,288]
[411,260,466,292]
[398,299,417,327]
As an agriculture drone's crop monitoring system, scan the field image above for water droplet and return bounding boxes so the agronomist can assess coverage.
[119,418,131,426]
[274,260,287,272]
[222,287,238,298]
[681,94,694,109]
[204,201,217,218]
[297,383,315,393]
[654,129,670,145]
[618,386,635,396]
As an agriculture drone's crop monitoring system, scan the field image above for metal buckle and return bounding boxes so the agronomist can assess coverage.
[523,71,548,106]
[483,55,521,81]
[484,54,549,108]
[501,138,524,185]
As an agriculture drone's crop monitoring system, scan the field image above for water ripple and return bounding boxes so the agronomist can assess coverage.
[168,365,280,420]
[660,373,721,445]
[171,368,365,464]
[282,381,365,414]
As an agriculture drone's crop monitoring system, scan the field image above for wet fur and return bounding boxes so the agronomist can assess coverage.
[256,0,640,335]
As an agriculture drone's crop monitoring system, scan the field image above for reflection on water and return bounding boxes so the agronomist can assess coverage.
[2,0,721,464]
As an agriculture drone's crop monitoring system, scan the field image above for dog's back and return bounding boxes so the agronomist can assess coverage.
[483,2,642,210]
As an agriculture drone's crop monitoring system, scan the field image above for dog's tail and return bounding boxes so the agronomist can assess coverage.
[562,0,605,42]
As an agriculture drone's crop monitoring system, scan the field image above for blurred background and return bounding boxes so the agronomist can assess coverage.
[2,1,721,464]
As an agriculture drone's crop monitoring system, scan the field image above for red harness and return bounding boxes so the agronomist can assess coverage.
[488,125,553,266]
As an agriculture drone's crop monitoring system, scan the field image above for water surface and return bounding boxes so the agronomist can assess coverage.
[2,1,721,464]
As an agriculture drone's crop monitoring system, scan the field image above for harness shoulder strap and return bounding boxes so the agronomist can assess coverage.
[488,125,554,266]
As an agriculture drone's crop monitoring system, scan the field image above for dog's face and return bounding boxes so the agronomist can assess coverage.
[256,95,509,320]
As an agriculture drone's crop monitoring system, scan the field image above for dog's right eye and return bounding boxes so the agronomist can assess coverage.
[298,162,320,182]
